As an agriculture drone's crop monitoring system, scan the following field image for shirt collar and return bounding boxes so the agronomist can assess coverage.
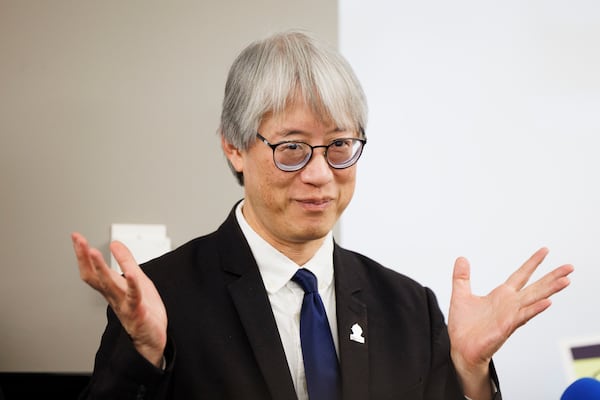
[235,200,334,294]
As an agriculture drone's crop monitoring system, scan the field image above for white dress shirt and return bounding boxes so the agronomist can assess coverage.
[234,202,489,399]
[235,202,338,400]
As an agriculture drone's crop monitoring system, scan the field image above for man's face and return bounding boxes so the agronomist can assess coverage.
[223,100,358,250]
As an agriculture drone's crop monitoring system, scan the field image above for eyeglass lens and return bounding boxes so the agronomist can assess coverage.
[274,139,363,171]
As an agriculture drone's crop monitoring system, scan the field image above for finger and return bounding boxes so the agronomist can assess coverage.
[123,269,144,310]
[88,246,127,304]
[109,240,146,304]
[72,233,114,289]
[452,256,472,298]
[71,232,95,280]
[505,247,549,290]
[519,264,574,307]
[109,240,140,277]
[515,298,553,328]
[72,232,127,303]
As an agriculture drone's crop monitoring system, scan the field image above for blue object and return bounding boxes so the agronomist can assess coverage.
[561,377,600,400]
[292,268,341,400]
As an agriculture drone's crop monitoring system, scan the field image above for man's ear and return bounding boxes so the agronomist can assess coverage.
[221,135,243,173]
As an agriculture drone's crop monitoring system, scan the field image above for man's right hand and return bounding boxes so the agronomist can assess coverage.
[71,232,168,367]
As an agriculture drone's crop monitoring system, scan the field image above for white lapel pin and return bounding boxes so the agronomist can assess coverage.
[350,323,365,344]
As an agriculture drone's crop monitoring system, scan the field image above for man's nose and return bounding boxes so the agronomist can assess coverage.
[300,147,333,184]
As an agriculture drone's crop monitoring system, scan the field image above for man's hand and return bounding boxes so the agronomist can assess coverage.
[71,232,168,367]
[448,247,574,399]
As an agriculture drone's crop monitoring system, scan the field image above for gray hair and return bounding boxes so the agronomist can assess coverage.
[219,30,368,185]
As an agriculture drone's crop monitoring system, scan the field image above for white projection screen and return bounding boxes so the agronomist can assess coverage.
[338,1,600,398]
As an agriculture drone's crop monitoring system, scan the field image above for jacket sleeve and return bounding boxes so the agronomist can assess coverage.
[78,307,175,400]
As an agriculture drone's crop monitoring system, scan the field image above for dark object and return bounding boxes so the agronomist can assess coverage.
[0,372,90,399]
[292,268,341,400]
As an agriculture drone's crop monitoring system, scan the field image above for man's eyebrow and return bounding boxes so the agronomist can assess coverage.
[277,127,347,137]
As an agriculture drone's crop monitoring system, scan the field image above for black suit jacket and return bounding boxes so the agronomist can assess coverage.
[81,204,501,399]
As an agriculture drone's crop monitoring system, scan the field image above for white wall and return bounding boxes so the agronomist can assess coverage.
[339,1,600,398]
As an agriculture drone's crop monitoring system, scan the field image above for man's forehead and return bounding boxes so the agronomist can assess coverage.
[264,108,352,130]
[258,92,359,134]
[262,114,347,136]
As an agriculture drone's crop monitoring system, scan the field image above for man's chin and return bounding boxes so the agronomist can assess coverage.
[291,224,334,242]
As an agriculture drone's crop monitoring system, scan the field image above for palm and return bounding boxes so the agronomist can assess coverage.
[448,247,573,370]
[72,233,167,366]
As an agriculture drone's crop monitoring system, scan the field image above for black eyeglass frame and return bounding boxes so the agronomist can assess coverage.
[256,131,367,172]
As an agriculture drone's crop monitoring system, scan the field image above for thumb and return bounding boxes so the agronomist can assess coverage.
[109,240,140,276]
[452,256,472,298]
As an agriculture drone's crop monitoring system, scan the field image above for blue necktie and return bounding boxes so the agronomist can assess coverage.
[292,268,341,400]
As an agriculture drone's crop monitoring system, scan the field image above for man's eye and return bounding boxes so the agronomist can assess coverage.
[283,143,302,150]
[332,139,349,147]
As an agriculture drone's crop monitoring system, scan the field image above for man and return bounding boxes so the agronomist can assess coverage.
[71,30,574,399]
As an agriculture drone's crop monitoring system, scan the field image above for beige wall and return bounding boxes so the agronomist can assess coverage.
[0,0,337,372]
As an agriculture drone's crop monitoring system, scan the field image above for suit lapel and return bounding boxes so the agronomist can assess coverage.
[334,246,370,400]
[215,205,374,400]
[217,207,297,400]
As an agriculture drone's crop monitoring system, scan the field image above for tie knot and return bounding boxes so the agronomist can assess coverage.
[292,268,318,294]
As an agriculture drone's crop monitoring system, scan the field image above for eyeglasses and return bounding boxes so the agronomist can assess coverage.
[256,132,367,172]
